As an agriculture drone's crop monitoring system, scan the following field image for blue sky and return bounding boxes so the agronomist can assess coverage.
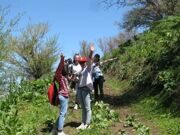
[1,0,130,58]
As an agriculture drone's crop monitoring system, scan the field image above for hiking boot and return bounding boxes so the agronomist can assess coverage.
[73,104,78,110]
[76,123,91,130]
[76,123,85,130]
[84,124,91,129]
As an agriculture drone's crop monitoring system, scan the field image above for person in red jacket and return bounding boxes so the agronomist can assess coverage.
[53,54,70,135]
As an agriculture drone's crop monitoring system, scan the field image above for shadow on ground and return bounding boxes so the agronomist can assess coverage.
[103,86,147,107]
[40,119,54,133]
[64,121,80,128]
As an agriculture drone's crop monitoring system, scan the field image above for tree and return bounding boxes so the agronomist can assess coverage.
[101,0,180,30]
[8,23,59,80]
[98,30,136,55]
[0,6,20,68]
[0,6,20,90]
[98,38,109,54]
[79,40,91,57]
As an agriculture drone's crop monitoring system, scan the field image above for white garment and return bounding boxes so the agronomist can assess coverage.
[92,63,103,79]
[72,64,82,91]
[72,64,82,75]
[78,67,93,90]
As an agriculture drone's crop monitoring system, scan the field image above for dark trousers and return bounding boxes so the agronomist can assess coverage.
[93,76,104,101]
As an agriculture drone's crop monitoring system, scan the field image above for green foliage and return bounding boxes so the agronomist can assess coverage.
[91,101,119,128]
[0,77,52,134]
[0,76,120,135]
[78,128,112,135]
[124,115,150,135]
[134,98,180,135]
[124,115,137,127]
[118,129,127,135]
[0,89,22,135]
[103,0,180,30]
[0,106,22,135]
[78,101,118,134]
[105,76,130,92]
[166,122,180,135]
[0,6,20,90]
[158,70,177,93]
[103,16,180,114]
[102,15,180,134]
[8,23,58,79]
[134,123,150,135]
[0,6,18,62]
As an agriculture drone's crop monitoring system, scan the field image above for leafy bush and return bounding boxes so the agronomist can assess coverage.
[158,70,177,93]
[0,76,52,134]
[103,16,180,113]
[124,115,150,135]
[92,101,119,128]
[0,106,22,135]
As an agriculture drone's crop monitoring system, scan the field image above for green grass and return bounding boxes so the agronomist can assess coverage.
[105,76,131,92]
[133,98,180,135]
[17,95,58,135]
[78,128,112,135]
[16,92,118,135]
[105,75,180,135]
[0,91,3,95]
[2,74,179,135]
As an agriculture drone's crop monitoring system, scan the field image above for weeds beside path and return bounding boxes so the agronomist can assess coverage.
[39,75,179,135]
[103,76,160,135]
[55,76,160,135]
[39,77,160,135]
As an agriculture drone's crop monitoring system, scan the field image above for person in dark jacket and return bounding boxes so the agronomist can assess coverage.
[92,54,104,101]
[92,54,118,101]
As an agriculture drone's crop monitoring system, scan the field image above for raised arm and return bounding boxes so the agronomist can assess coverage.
[54,54,65,82]
[100,57,118,65]
[87,43,95,71]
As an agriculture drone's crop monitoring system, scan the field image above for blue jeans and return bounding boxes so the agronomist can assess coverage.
[56,94,69,130]
[78,87,92,124]
[75,84,80,104]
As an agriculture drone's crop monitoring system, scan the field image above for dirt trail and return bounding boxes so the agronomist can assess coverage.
[40,83,160,135]
[103,84,159,135]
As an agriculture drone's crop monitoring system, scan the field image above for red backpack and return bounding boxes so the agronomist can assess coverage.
[47,82,59,106]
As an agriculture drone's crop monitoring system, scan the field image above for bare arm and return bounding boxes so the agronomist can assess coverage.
[100,57,118,65]
[87,43,95,71]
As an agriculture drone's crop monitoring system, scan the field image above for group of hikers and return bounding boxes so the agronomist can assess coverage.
[52,44,116,135]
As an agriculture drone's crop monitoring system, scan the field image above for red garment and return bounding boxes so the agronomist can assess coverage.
[54,57,69,97]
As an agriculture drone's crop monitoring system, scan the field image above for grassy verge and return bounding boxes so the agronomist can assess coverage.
[104,75,131,92]
[133,98,180,135]
[17,92,118,135]
[17,95,58,135]
[105,76,180,135]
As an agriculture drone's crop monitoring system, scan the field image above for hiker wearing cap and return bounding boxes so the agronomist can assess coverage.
[76,44,94,130]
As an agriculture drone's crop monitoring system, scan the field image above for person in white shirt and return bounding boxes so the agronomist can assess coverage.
[70,54,82,110]
[76,44,94,130]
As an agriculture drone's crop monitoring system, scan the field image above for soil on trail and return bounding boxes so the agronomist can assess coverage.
[40,82,160,135]
[103,84,160,135]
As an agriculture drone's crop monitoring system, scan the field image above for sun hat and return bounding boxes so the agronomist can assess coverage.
[79,56,88,62]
